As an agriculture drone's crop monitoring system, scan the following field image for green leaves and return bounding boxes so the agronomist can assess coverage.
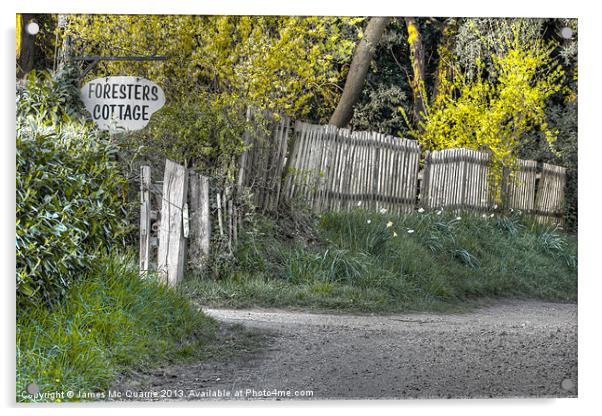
[16,70,128,306]
[417,22,565,199]
[67,15,362,121]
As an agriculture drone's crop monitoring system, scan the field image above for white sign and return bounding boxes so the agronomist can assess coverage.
[80,76,166,131]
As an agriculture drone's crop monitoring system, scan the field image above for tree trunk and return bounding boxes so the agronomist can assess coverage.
[404,17,427,129]
[329,17,390,128]
[17,14,37,79]
[431,19,458,107]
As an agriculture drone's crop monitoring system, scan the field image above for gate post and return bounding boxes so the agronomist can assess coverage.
[139,165,152,274]
[157,159,189,286]
[188,172,211,275]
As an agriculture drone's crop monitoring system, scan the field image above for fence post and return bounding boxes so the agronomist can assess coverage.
[157,159,189,287]
[139,165,152,274]
[188,172,211,275]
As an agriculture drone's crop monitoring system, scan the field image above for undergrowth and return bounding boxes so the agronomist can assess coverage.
[16,253,219,403]
[186,209,577,313]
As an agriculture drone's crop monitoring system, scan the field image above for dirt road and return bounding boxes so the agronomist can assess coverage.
[114,300,577,400]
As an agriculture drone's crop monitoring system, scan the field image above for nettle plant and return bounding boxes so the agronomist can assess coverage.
[414,26,564,199]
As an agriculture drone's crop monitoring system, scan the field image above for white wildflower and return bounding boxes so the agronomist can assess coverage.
[482,214,488,218]
[367,220,371,224]
[493,204,498,209]
[456,216,462,221]
[407,229,415,234]
[418,207,425,213]
[379,208,387,214]
[490,213,495,218]
[386,221,393,228]
[436,210,442,215]
[393,231,398,237]
[357,201,362,206]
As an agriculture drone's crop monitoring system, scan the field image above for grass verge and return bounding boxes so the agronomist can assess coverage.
[16,253,238,403]
[186,209,577,313]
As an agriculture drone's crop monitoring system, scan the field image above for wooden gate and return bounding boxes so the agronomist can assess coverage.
[139,159,210,286]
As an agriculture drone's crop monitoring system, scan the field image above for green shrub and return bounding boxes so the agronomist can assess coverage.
[16,69,128,305]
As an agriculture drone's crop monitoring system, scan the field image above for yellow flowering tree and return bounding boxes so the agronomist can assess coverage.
[67,15,362,120]
[414,25,564,196]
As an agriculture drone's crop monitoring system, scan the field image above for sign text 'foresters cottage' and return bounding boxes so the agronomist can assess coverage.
[80,76,166,131]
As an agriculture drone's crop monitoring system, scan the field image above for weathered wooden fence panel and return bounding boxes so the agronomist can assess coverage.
[534,163,567,224]
[504,159,538,212]
[421,148,492,212]
[283,122,420,214]
[238,113,291,212]
[157,159,189,287]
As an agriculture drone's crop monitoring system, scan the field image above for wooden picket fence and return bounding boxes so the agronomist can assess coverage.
[421,148,567,223]
[282,122,421,215]
[139,121,569,281]
[237,121,567,224]
[421,148,493,212]
[237,113,291,213]
[534,163,567,223]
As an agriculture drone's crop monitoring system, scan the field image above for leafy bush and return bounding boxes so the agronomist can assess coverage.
[132,91,250,171]
[16,69,128,305]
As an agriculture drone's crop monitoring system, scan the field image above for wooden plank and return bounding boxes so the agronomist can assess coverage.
[408,143,420,212]
[157,159,189,287]
[361,133,369,209]
[281,120,298,202]
[385,135,394,212]
[345,130,355,211]
[139,165,152,274]
[390,139,401,214]
[270,116,290,211]
[421,151,431,209]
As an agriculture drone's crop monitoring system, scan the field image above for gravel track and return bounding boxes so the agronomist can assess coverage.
[113,300,577,400]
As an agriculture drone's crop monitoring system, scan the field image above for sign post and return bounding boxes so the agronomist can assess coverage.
[80,76,166,131]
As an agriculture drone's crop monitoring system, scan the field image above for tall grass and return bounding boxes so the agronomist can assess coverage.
[187,209,577,312]
[16,253,218,402]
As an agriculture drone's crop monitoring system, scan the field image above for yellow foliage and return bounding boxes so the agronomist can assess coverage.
[406,21,418,45]
[67,15,363,120]
[413,25,564,198]
[16,14,21,58]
